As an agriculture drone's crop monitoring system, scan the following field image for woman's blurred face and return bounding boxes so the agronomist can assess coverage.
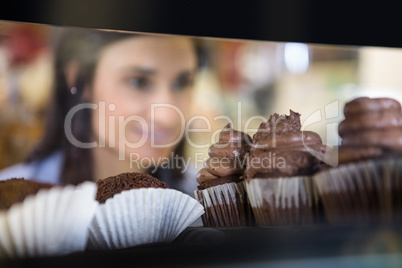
[90,36,197,165]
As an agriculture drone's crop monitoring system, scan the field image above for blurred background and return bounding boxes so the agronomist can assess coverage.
[1,20,402,170]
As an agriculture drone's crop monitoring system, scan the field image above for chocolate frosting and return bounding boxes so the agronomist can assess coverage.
[338,97,402,164]
[196,124,251,189]
[196,168,218,183]
[246,110,326,178]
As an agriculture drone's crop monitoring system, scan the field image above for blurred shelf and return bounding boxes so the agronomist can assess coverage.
[1,222,402,267]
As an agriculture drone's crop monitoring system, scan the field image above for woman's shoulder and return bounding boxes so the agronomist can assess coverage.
[181,165,198,195]
[0,150,64,185]
[0,162,34,181]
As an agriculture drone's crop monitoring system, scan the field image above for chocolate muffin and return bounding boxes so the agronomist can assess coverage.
[96,172,168,204]
[314,97,402,223]
[0,178,54,210]
[87,173,203,250]
[0,180,98,258]
[194,123,254,227]
[245,110,326,226]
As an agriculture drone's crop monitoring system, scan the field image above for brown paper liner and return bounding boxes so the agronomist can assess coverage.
[245,176,316,226]
[313,157,402,224]
[194,182,254,227]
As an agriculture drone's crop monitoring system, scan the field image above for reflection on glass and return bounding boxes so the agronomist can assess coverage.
[0,20,402,178]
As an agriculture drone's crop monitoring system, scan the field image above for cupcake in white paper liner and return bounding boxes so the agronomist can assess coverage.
[194,181,253,227]
[245,177,316,226]
[313,157,402,224]
[87,188,204,250]
[243,110,327,226]
[194,124,254,227]
[0,181,98,259]
[313,96,402,224]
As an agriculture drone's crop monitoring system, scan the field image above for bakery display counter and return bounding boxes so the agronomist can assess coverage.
[1,222,401,267]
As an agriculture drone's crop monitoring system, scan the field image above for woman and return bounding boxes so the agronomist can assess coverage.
[0,27,204,197]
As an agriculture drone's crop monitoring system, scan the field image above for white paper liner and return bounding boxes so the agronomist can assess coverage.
[0,182,98,259]
[245,176,315,226]
[87,188,204,250]
[313,157,402,224]
[194,181,253,227]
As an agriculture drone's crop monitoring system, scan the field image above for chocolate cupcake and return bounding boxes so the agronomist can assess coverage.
[87,172,204,250]
[0,178,54,210]
[194,123,253,227]
[245,110,326,226]
[95,172,168,204]
[0,179,98,259]
[314,97,402,223]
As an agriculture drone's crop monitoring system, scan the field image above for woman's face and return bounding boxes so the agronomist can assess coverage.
[90,36,197,166]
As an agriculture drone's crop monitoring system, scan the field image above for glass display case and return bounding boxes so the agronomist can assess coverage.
[1,2,401,267]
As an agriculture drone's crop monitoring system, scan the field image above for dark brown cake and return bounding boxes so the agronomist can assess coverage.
[0,178,54,210]
[95,172,168,204]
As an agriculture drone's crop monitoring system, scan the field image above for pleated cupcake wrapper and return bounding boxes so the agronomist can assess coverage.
[194,181,253,227]
[87,188,204,250]
[245,176,316,226]
[313,158,402,224]
[0,182,98,259]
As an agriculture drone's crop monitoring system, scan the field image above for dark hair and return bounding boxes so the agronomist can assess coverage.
[27,27,204,185]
